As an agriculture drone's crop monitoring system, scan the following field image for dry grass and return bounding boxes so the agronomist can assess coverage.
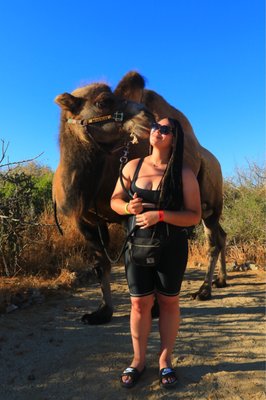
[188,240,265,268]
[188,241,208,266]
[0,268,76,312]
[13,212,89,276]
[226,242,265,267]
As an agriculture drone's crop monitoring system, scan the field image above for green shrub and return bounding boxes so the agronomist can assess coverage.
[0,162,53,215]
[222,162,265,245]
[0,161,53,275]
[191,161,265,249]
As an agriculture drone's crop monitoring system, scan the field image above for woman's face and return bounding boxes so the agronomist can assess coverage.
[149,118,173,148]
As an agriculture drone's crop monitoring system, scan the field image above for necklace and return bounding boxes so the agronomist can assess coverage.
[150,158,168,168]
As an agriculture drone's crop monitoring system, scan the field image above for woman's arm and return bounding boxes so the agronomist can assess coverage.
[135,167,201,228]
[110,159,143,215]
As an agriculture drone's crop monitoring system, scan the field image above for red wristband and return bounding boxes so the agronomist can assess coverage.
[158,210,164,222]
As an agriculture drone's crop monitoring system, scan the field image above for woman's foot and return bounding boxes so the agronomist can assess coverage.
[159,367,178,389]
[120,366,146,388]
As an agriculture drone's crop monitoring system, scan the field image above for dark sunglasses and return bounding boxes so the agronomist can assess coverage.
[151,122,173,135]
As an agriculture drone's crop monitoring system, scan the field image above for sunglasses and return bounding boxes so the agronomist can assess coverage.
[151,122,173,135]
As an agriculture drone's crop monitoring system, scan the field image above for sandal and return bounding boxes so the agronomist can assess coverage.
[120,366,146,388]
[159,367,178,389]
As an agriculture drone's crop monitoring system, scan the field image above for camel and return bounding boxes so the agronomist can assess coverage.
[53,71,226,325]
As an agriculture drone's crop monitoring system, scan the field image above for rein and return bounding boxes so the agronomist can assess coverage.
[95,204,138,265]
[94,140,137,264]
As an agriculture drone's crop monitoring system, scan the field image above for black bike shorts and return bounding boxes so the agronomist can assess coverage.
[124,224,188,297]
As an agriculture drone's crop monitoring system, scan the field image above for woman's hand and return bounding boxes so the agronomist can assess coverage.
[135,211,159,229]
[127,192,143,215]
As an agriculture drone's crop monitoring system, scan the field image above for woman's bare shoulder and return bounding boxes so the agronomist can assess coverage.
[123,158,141,176]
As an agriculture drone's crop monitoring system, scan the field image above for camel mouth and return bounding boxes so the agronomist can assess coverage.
[127,122,151,144]
[128,124,150,144]
[135,124,151,134]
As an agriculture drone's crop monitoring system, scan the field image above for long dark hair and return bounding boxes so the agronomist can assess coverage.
[158,118,184,210]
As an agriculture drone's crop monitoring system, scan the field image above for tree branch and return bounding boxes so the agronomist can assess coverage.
[0,152,44,169]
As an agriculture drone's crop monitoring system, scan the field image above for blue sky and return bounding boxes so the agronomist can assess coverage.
[0,0,264,178]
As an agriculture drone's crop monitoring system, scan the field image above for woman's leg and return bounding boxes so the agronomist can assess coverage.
[121,294,154,384]
[157,293,180,383]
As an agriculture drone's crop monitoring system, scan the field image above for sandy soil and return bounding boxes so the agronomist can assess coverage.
[0,264,265,400]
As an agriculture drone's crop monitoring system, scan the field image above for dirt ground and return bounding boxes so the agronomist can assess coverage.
[0,264,265,400]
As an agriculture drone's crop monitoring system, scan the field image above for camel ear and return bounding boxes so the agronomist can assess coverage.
[114,71,146,102]
[54,93,85,113]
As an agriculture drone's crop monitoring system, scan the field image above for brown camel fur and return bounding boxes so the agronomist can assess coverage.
[53,72,226,324]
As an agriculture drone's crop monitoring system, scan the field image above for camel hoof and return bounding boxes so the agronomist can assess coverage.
[212,278,227,288]
[191,285,212,301]
[81,304,113,325]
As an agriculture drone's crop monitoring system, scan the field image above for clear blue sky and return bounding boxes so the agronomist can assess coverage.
[0,0,264,177]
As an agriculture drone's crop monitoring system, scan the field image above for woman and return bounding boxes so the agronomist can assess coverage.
[110,117,201,389]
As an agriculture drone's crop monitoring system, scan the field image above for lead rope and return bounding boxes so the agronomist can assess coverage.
[96,219,138,264]
[118,141,134,198]
[95,141,138,264]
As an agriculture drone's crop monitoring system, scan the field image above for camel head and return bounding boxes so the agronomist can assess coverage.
[53,75,155,221]
[55,77,154,149]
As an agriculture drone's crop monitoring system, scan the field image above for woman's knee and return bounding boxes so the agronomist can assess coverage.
[131,295,154,314]
[157,294,179,310]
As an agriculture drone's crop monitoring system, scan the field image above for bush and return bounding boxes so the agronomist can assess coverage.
[0,160,53,275]
[222,162,265,246]
[0,163,53,212]
[189,161,265,266]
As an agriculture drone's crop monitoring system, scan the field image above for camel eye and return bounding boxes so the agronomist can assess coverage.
[95,98,113,109]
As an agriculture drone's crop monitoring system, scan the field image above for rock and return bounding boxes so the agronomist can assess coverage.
[227,263,236,272]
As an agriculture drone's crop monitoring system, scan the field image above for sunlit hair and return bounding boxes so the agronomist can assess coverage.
[158,118,184,210]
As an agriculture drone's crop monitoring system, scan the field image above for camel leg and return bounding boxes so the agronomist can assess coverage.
[192,220,226,300]
[81,254,113,325]
[213,231,227,288]
[78,218,114,324]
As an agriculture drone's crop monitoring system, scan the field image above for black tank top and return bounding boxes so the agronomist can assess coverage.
[128,158,188,236]
[130,158,161,205]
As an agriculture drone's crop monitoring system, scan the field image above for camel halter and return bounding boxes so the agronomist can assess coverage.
[66,111,124,126]
[66,108,135,155]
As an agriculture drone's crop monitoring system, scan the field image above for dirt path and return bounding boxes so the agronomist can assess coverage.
[0,265,265,400]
